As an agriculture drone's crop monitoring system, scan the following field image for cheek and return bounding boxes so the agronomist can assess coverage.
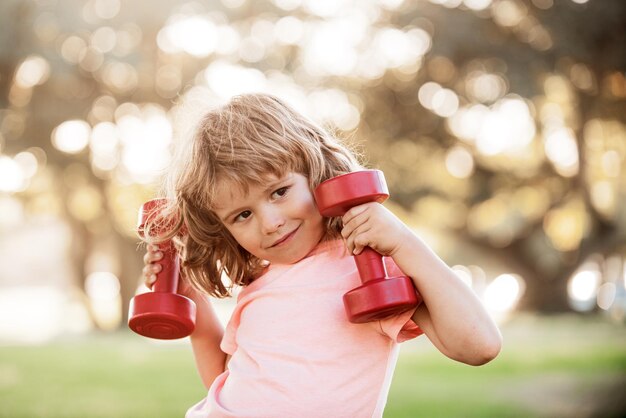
[297,191,320,217]
[300,196,324,227]
[225,225,255,249]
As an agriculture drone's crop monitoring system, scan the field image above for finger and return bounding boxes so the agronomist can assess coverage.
[146,273,157,290]
[353,233,371,255]
[349,225,373,255]
[142,263,162,279]
[146,244,160,253]
[150,251,163,263]
[343,223,373,255]
[341,210,369,239]
[143,250,163,264]
[342,204,369,228]
[343,234,354,255]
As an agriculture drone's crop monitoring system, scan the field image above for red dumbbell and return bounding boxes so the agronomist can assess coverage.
[128,199,196,339]
[314,170,422,323]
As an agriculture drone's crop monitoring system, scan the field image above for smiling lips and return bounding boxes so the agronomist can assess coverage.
[269,226,299,248]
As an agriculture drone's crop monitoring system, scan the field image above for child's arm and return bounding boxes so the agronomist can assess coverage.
[340,203,502,366]
[144,246,228,389]
[184,288,229,389]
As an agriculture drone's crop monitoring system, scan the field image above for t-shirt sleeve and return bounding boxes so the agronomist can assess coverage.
[219,303,240,355]
[379,257,425,343]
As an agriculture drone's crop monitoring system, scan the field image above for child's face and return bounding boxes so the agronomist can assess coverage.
[213,172,325,265]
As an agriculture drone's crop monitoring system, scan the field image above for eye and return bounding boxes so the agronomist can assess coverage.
[272,186,289,199]
[234,210,252,223]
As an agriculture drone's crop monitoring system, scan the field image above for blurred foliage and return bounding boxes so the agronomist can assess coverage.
[0,314,624,417]
[0,0,625,328]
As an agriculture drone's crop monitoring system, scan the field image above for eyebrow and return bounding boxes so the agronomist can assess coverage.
[220,177,289,222]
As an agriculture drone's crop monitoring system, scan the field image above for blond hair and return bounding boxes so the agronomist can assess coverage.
[145,93,362,297]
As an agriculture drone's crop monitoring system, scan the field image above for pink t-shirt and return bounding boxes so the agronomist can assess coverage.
[186,239,423,418]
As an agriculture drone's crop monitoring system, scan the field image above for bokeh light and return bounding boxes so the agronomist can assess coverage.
[14,55,50,88]
[0,156,27,193]
[484,274,524,314]
[568,267,601,311]
[157,15,219,57]
[52,120,91,154]
[85,272,122,331]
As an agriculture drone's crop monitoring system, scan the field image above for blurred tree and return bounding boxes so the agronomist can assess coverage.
[0,0,624,329]
[358,0,626,311]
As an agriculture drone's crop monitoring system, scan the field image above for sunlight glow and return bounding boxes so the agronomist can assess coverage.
[380,0,406,9]
[464,0,492,10]
[272,0,302,10]
[446,104,489,142]
[117,106,172,183]
[0,156,27,193]
[303,18,364,76]
[215,26,240,55]
[445,146,474,178]
[431,88,459,117]
[52,120,91,154]
[568,269,600,302]
[475,97,535,156]
[86,272,122,331]
[544,127,579,177]
[484,274,523,313]
[308,89,360,131]
[492,0,526,27]
[158,15,218,57]
[466,71,507,103]
[418,82,442,110]
[90,122,120,172]
[15,55,50,88]
[101,61,138,94]
[373,28,432,69]
[597,282,616,310]
[275,16,304,45]
[543,199,588,252]
[601,150,621,177]
[86,271,121,302]
[0,196,24,228]
[93,0,120,20]
[68,185,103,222]
[420,82,460,117]
[61,36,87,64]
[204,61,267,98]
[14,151,38,178]
[0,287,64,344]
[113,24,143,56]
[304,0,346,17]
[590,180,616,217]
[91,26,117,53]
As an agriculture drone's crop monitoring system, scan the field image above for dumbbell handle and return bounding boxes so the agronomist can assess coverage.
[153,241,180,294]
[137,198,180,294]
[354,248,387,283]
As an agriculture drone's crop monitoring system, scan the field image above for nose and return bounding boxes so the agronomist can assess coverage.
[259,207,285,235]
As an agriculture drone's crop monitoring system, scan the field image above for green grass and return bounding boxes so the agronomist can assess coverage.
[1,314,624,418]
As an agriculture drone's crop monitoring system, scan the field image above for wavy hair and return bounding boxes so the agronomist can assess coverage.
[143,93,362,297]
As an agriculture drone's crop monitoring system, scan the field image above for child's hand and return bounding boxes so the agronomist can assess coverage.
[142,244,198,298]
[142,244,163,290]
[341,202,411,257]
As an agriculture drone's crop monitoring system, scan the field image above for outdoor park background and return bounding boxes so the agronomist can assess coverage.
[0,0,625,417]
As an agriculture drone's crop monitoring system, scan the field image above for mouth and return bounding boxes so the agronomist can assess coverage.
[269,226,300,248]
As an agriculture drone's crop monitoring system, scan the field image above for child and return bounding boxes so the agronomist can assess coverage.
[141,93,501,417]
